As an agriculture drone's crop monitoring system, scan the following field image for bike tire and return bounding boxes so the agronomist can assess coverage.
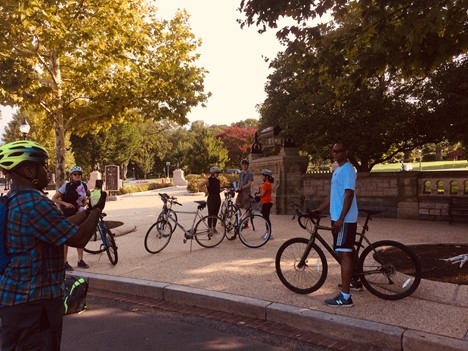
[157,210,178,233]
[194,215,226,248]
[83,228,103,254]
[104,228,118,265]
[275,237,328,294]
[358,240,422,300]
[224,208,238,240]
[238,214,271,248]
[144,220,173,254]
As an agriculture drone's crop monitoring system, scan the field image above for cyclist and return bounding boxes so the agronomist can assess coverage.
[0,140,102,350]
[198,166,222,231]
[314,141,359,307]
[235,159,253,214]
[52,165,91,271]
[255,169,274,239]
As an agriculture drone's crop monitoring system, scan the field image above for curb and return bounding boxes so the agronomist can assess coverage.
[70,272,468,351]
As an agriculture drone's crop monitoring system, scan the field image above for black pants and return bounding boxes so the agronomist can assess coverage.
[207,196,221,228]
[0,298,64,351]
[261,202,273,232]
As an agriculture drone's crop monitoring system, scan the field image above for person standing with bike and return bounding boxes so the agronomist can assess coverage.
[198,166,222,232]
[0,141,102,350]
[235,159,253,212]
[255,169,274,240]
[52,165,91,271]
[314,141,359,307]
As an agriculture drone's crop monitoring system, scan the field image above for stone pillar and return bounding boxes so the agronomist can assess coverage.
[88,171,102,189]
[173,169,188,186]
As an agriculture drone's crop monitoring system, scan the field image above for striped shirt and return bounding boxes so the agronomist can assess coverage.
[0,185,78,306]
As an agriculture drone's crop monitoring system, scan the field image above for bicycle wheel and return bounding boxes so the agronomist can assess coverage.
[104,228,118,265]
[194,215,226,248]
[238,214,270,248]
[144,220,173,254]
[157,210,177,233]
[84,227,103,254]
[275,237,328,294]
[358,240,422,300]
[224,208,239,240]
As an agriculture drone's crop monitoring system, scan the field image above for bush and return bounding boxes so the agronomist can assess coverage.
[117,182,173,194]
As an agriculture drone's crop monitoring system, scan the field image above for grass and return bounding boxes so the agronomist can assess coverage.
[372,160,468,172]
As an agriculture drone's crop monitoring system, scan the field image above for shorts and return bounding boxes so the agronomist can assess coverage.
[331,222,357,253]
[235,192,251,209]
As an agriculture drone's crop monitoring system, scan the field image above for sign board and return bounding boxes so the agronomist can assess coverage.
[105,165,119,191]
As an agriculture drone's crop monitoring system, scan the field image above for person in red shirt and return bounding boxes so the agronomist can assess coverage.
[256,169,274,239]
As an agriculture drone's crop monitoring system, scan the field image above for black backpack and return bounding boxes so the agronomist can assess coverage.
[63,276,88,315]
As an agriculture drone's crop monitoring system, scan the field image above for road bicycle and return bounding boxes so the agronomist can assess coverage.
[144,199,226,254]
[275,206,422,300]
[155,193,180,233]
[83,212,118,265]
[222,191,271,248]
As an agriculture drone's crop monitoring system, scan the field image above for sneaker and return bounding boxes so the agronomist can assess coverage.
[325,293,354,307]
[338,278,363,292]
[65,262,73,272]
[77,260,90,269]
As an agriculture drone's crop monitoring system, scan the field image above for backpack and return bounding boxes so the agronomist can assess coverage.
[0,191,35,274]
[63,276,88,314]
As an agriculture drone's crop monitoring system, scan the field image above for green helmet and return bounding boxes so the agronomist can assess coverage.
[0,140,49,170]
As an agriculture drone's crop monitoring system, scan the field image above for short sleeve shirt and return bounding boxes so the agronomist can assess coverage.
[238,170,253,194]
[58,181,88,211]
[0,185,79,306]
[259,181,272,204]
[330,162,358,223]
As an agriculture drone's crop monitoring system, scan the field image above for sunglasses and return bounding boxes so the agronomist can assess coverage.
[71,173,82,176]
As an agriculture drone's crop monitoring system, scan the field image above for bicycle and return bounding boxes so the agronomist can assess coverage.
[144,199,226,254]
[275,205,422,300]
[155,193,180,233]
[83,212,118,265]
[222,192,271,248]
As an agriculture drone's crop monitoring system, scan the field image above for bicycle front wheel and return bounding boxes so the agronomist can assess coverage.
[144,220,173,254]
[238,214,270,248]
[157,210,178,233]
[104,228,118,265]
[275,237,328,294]
[194,215,226,248]
[358,240,422,300]
[84,228,103,254]
[224,208,238,240]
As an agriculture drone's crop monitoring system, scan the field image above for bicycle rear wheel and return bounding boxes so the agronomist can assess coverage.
[144,220,173,254]
[194,215,226,248]
[84,228,103,254]
[275,237,328,294]
[224,207,238,240]
[238,214,270,248]
[104,228,118,265]
[358,240,422,300]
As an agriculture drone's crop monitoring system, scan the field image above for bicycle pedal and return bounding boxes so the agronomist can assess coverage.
[183,239,187,244]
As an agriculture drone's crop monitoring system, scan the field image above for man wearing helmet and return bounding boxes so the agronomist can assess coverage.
[52,165,91,271]
[235,159,253,210]
[0,140,102,350]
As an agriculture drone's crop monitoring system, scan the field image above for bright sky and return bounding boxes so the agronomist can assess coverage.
[0,0,283,139]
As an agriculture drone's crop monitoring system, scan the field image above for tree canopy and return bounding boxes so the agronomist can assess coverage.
[1,0,209,185]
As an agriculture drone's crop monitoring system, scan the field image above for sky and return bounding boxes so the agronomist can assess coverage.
[0,0,284,139]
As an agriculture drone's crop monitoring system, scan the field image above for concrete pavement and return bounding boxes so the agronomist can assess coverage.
[64,186,468,351]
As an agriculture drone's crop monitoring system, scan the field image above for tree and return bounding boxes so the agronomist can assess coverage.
[215,124,256,167]
[1,1,209,186]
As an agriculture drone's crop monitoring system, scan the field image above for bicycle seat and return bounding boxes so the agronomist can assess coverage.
[194,201,207,210]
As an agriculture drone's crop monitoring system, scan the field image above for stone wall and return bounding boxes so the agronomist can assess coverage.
[249,148,468,220]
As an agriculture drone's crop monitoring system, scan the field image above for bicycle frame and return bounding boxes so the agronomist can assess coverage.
[166,207,205,239]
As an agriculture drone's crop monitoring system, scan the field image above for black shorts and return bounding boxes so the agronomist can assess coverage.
[331,222,357,253]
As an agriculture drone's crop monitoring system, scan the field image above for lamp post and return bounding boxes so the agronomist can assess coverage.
[132,166,136,180]
[418,149,422,172]
[166,162,170,181]
[19,119,30,140]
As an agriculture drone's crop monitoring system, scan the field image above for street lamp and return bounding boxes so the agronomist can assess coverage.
[19,119,30,140]
[418,149,422,172]
[166,162,170,180]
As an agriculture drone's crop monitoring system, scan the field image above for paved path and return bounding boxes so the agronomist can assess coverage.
[63,186,468,351]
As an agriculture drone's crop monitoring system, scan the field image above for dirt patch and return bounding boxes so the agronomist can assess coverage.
[405,244,468,285]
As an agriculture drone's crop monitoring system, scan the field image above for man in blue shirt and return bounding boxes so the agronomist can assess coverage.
[0,140,102,350]
[315,141,359,307]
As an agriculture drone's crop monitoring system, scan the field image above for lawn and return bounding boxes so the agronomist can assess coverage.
[371,160,468,172]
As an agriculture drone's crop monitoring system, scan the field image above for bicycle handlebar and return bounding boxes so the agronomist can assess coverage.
[158,193,182,206]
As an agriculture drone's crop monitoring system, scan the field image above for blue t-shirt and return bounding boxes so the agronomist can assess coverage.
[330,162,358,223]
